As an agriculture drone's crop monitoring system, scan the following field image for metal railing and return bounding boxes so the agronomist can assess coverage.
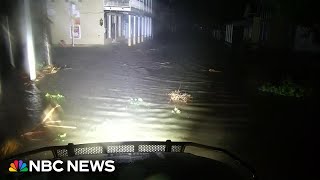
[6,140,256,179]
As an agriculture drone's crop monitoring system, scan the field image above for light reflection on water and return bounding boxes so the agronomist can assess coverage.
[1,46,249,156]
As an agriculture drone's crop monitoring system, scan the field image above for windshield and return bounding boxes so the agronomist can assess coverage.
[0,0,318,179]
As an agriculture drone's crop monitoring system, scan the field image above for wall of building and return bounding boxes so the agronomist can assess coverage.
[48,0,104,45]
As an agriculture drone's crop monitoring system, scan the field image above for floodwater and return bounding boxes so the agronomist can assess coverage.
[0,41,249,151]
[0,40,317,179]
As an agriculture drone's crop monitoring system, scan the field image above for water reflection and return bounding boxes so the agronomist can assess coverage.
[24,84,43,125]
[0,77,45,156]
[1,46,249,157]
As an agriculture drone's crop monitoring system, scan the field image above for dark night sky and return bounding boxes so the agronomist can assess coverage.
[158,0,320,25]
[169,0,253,23]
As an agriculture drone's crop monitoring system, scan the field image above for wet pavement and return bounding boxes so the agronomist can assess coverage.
[0,40,318,179]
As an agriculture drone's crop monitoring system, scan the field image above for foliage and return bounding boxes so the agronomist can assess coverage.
[259,80,306,98]
[45,93,65,104]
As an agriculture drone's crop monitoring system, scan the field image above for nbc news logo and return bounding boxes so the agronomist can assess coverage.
[8,159,115,173]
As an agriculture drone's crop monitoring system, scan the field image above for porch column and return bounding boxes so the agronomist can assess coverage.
[133,16,136,45]
[144,17,147,39]
[147,17,149,38]
[113,15,117,41]
[141,17,144,42]
[149,17,151,37]
[151,17,153,38]
[128,15,131,46]
[146,17,149,38]
[108,14,111,39]
[137,16,141,43]
[118,15,122,37]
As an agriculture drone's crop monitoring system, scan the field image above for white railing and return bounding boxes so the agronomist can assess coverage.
[104,0,130,7]
[104,0,152,13]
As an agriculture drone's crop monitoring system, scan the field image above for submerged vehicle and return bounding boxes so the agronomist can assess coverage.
[1,140,256,179]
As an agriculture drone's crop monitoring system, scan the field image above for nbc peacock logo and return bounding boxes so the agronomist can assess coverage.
[9,160,28,173]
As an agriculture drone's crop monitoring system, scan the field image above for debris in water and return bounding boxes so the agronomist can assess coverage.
[129,97,148,107]
[55,133,67,142]
[171,107,181,114]
[63,65,72,70]
[209,68,221,73]
[44,125,77,129]
[21,131,47,141]
[42,65,60,74]
[58,133,67,138]
[45,120,62,124]
[45,93,65,100]
[42,104,61,124]
[168,90,192,104]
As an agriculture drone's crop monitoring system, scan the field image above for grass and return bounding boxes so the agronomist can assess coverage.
[259,80,307,98]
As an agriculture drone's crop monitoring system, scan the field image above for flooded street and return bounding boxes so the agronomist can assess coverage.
[0,40,318,179]
[0,41,249,150]
[1,0,319,179]
[40,42,248,148]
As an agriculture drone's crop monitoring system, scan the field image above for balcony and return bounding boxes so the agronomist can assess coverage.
[104,0,152,13]
[104,0,130,7]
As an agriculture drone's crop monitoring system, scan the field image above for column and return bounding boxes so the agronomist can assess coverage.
[141,17,144,42]
[148,17,151,38]
[149,17,151,37]
[128,15,131,46]
[118,15,122,37]
[137,16,141,43]
[146,0,148,12]
[147,17,149,38]
[150,17,153,38]
[133,16,136,45]
[108,14,111,39]
[144,17,147,39]
[143,0,145,12]
[113,15,117,41]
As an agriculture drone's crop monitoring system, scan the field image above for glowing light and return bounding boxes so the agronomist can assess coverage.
[24,0,36,81]
[75,109,189,143]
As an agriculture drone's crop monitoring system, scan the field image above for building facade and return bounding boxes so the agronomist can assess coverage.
[104,0,153,46]
[47,0,153,46]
